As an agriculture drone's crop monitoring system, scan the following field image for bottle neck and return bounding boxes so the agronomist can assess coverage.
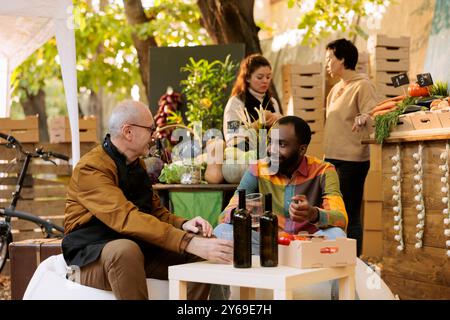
[238,190,246,210]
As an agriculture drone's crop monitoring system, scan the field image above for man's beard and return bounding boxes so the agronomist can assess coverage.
[270,152,300,175]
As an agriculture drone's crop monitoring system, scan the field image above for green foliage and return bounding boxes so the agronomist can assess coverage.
[135,0,210,47]
[10,0,209,117]
[74,1,140,99]
[287,0,388,46]
[429,81,449,97]
[180,55,238,131]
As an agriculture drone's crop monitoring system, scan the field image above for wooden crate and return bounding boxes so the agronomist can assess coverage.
[0,116,39,143]
[375,47,409,60]
[306,142,323,159]
[289,86,323,98]
[304,119,324,132]
[375,71,407,84]
[48,116,97,143]
[380,141,450,299]
[293,107,324,122]
[282,63,322,75]
[283,73,322,87]
[376,83,405,96]
[375,59,409,72]
[374,35,410,48]
[310,131,324,144]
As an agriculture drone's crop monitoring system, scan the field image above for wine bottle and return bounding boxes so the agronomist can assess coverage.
[233,189,252,268]
[260,193,278,267]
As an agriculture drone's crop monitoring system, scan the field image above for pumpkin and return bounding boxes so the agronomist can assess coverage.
[408,83,430,97]
[222,163,249,184]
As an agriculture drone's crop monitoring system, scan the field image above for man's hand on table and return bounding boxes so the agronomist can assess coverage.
[185,237,233,264]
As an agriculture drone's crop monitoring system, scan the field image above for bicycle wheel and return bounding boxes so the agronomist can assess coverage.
[0,231,12,273]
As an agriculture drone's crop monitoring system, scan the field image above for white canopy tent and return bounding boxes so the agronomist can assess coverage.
[0,0,80,165]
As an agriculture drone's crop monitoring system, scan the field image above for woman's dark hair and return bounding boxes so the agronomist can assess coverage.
[326,38,358,70]
[277,116,311,145]
[231,53,273,100]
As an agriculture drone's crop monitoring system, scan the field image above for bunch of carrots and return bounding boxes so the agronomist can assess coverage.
[370,95,405,117]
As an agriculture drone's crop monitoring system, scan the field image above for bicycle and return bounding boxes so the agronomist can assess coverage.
[0,132,69,273]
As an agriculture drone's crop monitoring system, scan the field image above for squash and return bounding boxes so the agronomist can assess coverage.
[205,163,224,184]
[222,163,249,184]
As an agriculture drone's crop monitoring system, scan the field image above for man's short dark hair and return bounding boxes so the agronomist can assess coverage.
[326,38,358,70]
[277,116,311,145]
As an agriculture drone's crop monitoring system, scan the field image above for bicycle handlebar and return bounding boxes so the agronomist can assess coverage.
[0,132,69,162]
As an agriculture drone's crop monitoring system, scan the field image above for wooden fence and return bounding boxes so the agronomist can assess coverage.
[0,142,97,241]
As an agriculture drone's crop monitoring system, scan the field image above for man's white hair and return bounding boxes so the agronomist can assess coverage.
[108,100,147,138]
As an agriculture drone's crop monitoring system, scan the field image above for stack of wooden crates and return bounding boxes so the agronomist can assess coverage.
[372,35,410,100]
[362,35,410,258]
[282,62,325,159]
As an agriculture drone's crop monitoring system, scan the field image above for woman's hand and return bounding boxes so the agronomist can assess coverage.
[264,111,281,127]
[182,217,213,237]
[352,113,372,132]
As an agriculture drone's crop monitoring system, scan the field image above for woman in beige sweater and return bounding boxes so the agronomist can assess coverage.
[324,39,378,256]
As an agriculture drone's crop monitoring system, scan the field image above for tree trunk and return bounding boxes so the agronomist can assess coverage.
[21,89,49,143]
[197,0,280,109]
[123,0,158,102]
[88,89,104,141]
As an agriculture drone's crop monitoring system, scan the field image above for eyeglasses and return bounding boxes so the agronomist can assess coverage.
[127,123,156,135]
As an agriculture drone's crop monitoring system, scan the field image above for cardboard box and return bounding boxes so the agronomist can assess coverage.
[362,230,382,258]
[364,171,382,201]
[363,200,382,230]
[9,238,62,300]
[278,237,356,268]
[0,116,39,143]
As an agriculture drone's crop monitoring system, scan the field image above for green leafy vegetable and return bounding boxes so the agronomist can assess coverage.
[374,97,417,144]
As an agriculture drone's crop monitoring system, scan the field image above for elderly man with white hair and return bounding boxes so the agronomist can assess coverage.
[62,100,233,300]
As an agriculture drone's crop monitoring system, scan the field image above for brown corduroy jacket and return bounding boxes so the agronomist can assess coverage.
[64,145,193,254]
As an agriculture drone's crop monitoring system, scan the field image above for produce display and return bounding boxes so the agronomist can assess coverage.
[373,80,449,143]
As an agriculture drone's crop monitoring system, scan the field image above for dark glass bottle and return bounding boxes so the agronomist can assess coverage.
[233,189,252,268]
[260,193,278,267]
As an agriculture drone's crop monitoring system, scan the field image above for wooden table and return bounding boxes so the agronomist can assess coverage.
[169,256,355,300]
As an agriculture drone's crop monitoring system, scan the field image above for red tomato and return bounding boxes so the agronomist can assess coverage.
[278,236,291,246]
[278,232,295,240]
[293,235,308,241]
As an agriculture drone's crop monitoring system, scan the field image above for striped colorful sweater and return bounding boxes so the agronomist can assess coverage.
[219,156,348,234]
